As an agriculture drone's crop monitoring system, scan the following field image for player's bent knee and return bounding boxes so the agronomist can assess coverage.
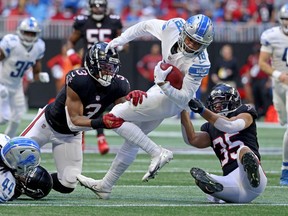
[51,173,74,194]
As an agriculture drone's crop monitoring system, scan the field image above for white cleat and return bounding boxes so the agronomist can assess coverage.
[142,147,173,182]
[77,174,111,200]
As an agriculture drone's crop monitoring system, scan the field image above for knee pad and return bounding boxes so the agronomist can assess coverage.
[51,173,74,194]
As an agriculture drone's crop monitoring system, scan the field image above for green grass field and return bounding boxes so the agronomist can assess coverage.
[0,110,287,215]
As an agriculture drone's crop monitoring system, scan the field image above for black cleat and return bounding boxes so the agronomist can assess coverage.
[190,167,223,194]
[242,152,260,188]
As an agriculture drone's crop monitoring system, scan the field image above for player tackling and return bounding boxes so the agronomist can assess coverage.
[77,14,215,199]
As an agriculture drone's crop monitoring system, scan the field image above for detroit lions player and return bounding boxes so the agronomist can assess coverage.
[0,134,42,202]
[182,83,267,203]
[19,42,146,195]
[259,3,288,185]
[0,17,49,138]
[77,14,214,199]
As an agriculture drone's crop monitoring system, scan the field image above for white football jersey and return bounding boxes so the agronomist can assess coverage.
[260,26,288,73]
[0,34,45,90]
[122,18,210,108]
[0,170,15,203]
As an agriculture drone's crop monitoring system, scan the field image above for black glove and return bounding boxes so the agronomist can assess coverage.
[188,98,205,114]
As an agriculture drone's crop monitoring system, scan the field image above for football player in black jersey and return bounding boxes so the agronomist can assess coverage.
[19,42,146,194]
[66,0,123,155]
[181,83,267,203]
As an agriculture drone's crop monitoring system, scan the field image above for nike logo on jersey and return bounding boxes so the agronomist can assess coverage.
[199,60,206,64]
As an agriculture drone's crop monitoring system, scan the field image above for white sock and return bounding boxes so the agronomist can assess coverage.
[102,141,139,189]
[113,122,161,157]
[282,129,288,170]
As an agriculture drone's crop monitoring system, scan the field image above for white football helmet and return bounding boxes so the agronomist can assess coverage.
[279,4,288,34]
[0,170,16,203]
[17,17,41,48]
[0,134,10,148]
[0,137,41,175]
[178,14,214,58]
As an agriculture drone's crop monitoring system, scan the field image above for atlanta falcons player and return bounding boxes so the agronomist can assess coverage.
[19,42,146,195]
[0,17,49,138]
[66,0,123,154]
[77,14,214,199]
[182,83,267,203]
[259,3,288,186]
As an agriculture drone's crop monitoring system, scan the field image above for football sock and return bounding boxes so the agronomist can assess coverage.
[102,141,139,189]
[282,129,288,170]
[113,122,161,157]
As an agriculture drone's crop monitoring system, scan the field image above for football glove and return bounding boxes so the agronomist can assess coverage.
[105,36,127,53]
[154,61,172,84]
[39,72,50,83]
[0,84,8,99]
[126,90,147,106]
[188,98,205,114]
[91,113,124,129]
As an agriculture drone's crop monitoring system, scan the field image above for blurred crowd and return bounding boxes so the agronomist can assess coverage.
[0,0,286,24]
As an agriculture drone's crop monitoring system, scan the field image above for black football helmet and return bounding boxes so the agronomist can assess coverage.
[207,83,241,116]
[14,165,53,200]
[84,42,120,87]
[89,0,108,21]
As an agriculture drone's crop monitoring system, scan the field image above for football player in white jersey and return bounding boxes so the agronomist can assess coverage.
[77,14,214,199]
[0,17,49,138]
[259,4,288,185]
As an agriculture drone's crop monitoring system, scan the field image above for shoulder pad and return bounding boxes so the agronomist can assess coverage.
[109,14,121,20]
[73,15,88,28]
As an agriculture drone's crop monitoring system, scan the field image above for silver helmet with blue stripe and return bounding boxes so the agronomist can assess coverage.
[178,14,214,58]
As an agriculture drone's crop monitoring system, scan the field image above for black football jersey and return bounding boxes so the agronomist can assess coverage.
[45,68,130,134]
[201,104,260,176]
[73,14,123,49]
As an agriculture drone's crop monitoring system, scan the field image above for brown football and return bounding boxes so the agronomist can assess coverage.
[160,63,184,90]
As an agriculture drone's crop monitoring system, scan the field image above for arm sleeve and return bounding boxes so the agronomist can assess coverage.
[159,74,201,109]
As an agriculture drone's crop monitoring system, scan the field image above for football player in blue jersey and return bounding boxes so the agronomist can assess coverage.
[0,17,49,138]
[77,14,214,200]
[259,3,288,186]
[181,83,267,203]
[66,0,123,155]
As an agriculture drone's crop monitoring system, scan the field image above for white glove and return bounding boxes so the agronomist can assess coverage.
[39,72,50,83]
[51,65,63,79]
[0,84,8,99]
[105,37,127,53]
[154,61,173,84]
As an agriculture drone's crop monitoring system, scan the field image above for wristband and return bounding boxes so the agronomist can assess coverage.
[272,70,281,81]
[67,49,75,56]
[91,118,105,129]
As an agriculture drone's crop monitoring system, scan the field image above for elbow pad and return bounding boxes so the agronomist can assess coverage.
[214,118,245,133]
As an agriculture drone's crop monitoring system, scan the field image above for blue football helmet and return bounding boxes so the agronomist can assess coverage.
[178,14,214,58]
[207,83,241,116]
[17,17,41,47]
[279,4,288,34]
[84,42,120,87]
[0,137,41,175]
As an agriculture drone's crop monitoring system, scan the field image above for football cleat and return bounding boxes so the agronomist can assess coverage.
[242,152,260,188]
[77,174,111,200]
[190,167,223,194]
[142,147,173,182]
[280,169,288,186]
[97,135,109,155]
